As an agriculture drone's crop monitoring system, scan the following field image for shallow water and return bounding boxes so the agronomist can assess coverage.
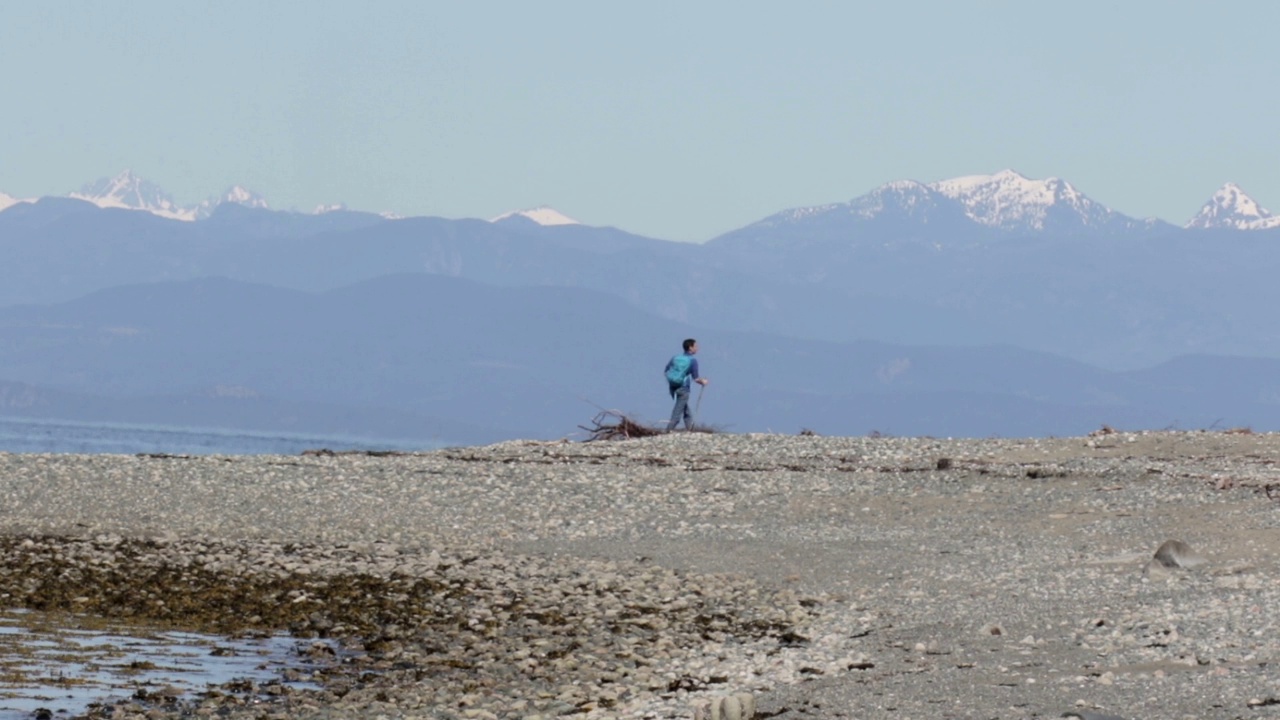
[0,609,331,719]
[0,416,443,456]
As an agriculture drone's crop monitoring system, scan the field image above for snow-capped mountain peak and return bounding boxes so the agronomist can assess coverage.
[490,206,580,226]
[193,185,269,219]
[1185,182,1280,230]
[70,170,197,221]
[734,169,1160,240]
[929,169,1113,231]
[222,185,267,208]
[63,171,283,222]
[846,180,949,220]
[932,168,1039,197]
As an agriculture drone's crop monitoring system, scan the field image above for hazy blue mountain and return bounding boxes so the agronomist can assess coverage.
[703,191,1280,367]
[198,201,387,238]
[3,274,1280,441]
[2,199,977,354]
[0,199,684,305]
[5,171,1280,375]
[709,170,1177,254]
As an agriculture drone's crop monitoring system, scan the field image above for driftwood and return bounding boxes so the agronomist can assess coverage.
[580,410,665,441]
[579,410,722,441]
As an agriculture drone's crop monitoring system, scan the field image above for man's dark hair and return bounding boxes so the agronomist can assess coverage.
[683,338,697,352]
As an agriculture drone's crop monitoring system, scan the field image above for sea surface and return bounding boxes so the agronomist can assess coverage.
[0,416,446,456]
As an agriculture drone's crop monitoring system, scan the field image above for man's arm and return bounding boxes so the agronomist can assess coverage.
[689,358,707,385]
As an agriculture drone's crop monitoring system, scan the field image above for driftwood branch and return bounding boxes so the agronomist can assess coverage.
[578,410,723,441]
[579,410,666,441]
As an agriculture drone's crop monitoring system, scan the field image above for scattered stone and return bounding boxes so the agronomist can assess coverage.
[1,431,1279,718]
[1152,539,1207,569]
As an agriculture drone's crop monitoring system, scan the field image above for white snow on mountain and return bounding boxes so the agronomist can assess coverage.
[314,203,347,214]
[192,185,269,220]
[222,185,268,208]
[847,180,951,220]
[761,169,1155,235]
[70,170,198,221]
[59,171,280,222]
[1185,182,1280,230]
[930,169,1129,231]
[18,170,1280,234]
[0,192,30,212]
[490,206,580,226]
[769,180,946,225]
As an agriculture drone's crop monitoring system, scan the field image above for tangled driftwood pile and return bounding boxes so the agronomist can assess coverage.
[580,410,721,440]
[580,410,666,440]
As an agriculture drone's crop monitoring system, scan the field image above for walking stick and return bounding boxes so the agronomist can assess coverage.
[692,383,705,429]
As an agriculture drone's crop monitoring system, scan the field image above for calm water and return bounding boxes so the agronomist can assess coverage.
[0,416,446,456]
[0,608,334,719]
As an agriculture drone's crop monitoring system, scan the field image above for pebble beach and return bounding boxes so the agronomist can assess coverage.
[1,430,1279,719]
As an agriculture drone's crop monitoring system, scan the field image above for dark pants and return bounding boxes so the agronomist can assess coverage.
[667,385,692,431]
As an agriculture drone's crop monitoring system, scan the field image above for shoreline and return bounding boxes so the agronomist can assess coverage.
[1,430,1278,718]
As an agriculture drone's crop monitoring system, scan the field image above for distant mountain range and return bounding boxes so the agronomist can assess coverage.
[1,169,1277,234]
[67,170,270,222]
[5,169,1280,445]
[3,274,1280,445]
[4,170,343,222]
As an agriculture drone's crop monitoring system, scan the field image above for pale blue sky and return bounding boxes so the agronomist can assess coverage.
[2,1,1277,241]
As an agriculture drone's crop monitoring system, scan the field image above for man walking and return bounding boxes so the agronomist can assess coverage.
[665,338,709,431]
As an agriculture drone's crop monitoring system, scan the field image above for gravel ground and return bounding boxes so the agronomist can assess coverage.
[1,429,1279,719]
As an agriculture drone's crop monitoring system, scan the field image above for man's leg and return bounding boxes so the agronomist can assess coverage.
[667,387,689,431]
